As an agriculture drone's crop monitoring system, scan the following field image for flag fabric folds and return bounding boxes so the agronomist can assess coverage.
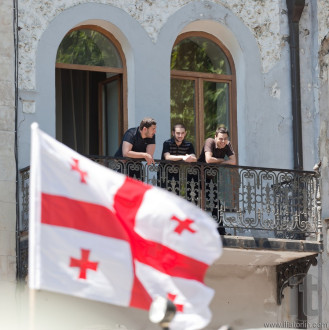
[29,123,222,330]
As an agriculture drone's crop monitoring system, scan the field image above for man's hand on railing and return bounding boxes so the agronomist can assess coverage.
[182,154,197,162]
[144,153,155,165]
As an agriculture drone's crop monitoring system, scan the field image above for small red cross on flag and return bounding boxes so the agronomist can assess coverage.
[70,249,98,279]
[29,123,222,330]
[171,215,196,234]
[71,158,88,183]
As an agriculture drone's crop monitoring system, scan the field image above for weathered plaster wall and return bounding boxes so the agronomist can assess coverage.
[298,1,320,171]
[318,0,329,191]
[0,0,17,282]
[318,0,329,47]
[17,0,285,90]
[317,0,329,325]
[206,264,289,329]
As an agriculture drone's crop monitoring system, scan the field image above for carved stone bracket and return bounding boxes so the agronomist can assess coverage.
[277,255,318,305]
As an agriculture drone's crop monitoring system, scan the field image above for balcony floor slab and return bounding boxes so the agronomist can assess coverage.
[216,236,321,266]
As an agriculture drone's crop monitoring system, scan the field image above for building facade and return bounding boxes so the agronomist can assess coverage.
[1,0,329,329]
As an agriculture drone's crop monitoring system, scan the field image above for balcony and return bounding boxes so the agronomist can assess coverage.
[18,158,322,303]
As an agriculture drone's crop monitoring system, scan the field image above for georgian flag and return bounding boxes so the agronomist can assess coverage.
[29,123,222,330]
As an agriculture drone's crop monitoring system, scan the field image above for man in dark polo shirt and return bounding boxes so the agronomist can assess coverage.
[161,123,196,162]
[198,126,236,235]
[115,117,156,180]
[160,124,198,201]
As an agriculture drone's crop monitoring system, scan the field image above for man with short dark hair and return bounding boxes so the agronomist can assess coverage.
[115,117,156,180]
[160,124,198,202]
[198,126,236,165]
[115,117,157,165]
[198,126,236,235]
[161,123,197,162]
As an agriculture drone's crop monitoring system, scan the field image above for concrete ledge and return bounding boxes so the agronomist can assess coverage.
[212,236,321,266]
[222,236,322,253]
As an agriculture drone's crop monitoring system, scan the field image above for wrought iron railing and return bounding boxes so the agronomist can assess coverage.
[19,157,321,241]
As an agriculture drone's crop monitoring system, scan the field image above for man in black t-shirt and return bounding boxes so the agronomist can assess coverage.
[198,127,236,235]
[115,117,156,179]
[198,128,236,164]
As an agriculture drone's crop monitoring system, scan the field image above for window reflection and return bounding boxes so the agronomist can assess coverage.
[56,29,122,68]
[171,36,231,75]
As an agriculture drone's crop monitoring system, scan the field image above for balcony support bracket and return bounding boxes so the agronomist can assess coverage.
[276,255,317,305]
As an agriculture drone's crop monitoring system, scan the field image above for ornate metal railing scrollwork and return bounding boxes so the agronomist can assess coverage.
[19,158,321,240]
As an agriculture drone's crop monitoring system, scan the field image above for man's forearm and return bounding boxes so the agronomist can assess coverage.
[165,154,184,161]
[124,150,147,159]
[221,159,235,165]
[206,157,224,164]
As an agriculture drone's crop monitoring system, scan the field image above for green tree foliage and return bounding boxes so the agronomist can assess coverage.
[170,37,231,145]
[204,81,229,139]
[171,37,230,74]
[56,29,122,68]
[170,78,196,146]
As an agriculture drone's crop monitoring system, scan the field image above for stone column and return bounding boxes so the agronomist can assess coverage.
[0,0,17,282]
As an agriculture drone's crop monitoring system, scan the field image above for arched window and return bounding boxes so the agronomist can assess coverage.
[56,26,126,156]
[171,32,237,157]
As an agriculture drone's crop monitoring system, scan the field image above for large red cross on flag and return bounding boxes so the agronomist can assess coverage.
[29,123,222,330]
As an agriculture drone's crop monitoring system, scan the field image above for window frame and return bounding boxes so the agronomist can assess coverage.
[55,25,128,153]
[98,74,123,155]
[171,31,238,160]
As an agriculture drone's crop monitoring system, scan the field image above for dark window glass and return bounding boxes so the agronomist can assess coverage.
[170,78,196,147]
[204,81,230,140]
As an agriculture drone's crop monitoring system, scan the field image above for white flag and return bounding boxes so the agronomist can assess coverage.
[29,123,222,329]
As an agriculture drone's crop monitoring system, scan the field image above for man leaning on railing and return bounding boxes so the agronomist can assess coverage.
[114,117,157,180]
[198,126,237,235]
[159,123,197,197]
[161,123,197,163]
